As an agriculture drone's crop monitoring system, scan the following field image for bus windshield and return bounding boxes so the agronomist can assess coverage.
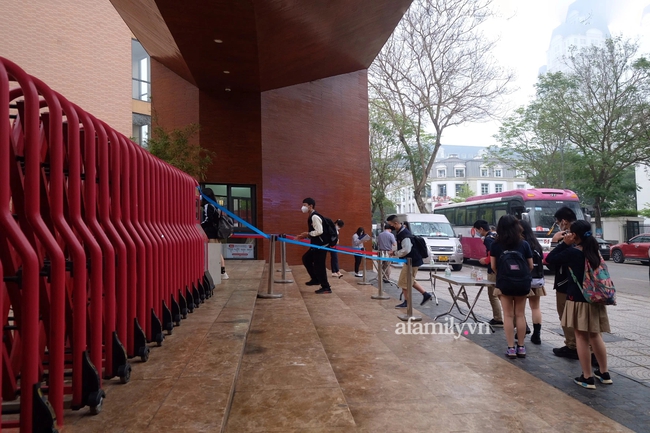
[408,221,456,238]
[524,200,584,234]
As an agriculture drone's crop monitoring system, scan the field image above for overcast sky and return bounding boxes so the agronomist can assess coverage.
[441,0,650,147]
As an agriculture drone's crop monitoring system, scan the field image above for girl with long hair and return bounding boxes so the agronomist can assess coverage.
[546,220,611,389]
[519,220,547,344]
[490,215,533,359]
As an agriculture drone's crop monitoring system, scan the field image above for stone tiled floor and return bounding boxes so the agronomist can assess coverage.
[62,261,265,433]
[225,265,631,432]
[372,264,650,432]
[58,260,642,432]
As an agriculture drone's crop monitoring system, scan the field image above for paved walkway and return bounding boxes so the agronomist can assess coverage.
[373,264,650,433]
[60,261,641,432]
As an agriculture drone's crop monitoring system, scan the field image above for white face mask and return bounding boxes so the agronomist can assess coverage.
[301,205,309,214]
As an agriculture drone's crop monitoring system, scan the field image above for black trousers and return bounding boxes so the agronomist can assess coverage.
[354,248,364,273]
[303,247,330,288]
[330,251,339,273]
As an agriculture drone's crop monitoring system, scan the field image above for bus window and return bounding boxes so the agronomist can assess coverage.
[479,204,494,226]
[445,208,456,225]
[456,207,466,226]
[495,203,508,222]
[466,205,478,225]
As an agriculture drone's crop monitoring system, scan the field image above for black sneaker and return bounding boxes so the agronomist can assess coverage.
[420,292,433,306]
[574,374,596,389]
[489,319,504,327]
[553,346,579,359]
[382,278,391,284]
[591,353,599,368]
[395,300,408,308]
[305,280,319,286]
[525,325,531,335]
[314,287,332,294]
[594,370,613,384]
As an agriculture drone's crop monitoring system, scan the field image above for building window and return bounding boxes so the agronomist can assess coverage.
[480,168,488,177]
[455,168,465,177]
[516,184,525,189]
[494,169,503,178]
[438,184,447,197]
[132,113,151,147]
[515,170,525,178]
[481,183,489,195]
[495,184,503,193]
[437,169,446,178]
[455,184,463,195]
[132,40,151,101]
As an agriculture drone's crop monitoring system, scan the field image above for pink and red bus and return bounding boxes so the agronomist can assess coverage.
[433,189,584,261]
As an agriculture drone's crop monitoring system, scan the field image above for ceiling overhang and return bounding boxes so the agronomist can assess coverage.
[110,0,412,93]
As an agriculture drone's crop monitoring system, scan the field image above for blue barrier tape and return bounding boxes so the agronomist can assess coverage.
[278,236,407,264]
[197,186,406,263]
[198,187,269,239]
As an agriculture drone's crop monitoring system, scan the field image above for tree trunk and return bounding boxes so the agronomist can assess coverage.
[414,190,428,213]
[593,196,602,231]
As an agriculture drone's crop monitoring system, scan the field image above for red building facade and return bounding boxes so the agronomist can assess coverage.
[111,0,412,265]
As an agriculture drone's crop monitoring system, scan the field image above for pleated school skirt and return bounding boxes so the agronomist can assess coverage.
[561,300,610,333]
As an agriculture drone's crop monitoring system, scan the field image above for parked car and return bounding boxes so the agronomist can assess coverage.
[609,234,650,264]
[596,238,612,261]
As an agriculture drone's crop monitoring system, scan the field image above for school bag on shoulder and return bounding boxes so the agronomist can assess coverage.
[410,235,430,263]
[496,250,532,296]
[215,211,235,239]
[569,255,616,305]
[530,249,545,288]
[315,213,339,247]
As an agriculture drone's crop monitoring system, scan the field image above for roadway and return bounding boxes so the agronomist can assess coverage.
[603,259,649,297]
[456,259,649,297]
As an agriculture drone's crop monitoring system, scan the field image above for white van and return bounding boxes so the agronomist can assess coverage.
[393,213,464,271]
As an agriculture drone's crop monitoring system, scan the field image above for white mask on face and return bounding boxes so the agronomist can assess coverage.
[301,205,309,214]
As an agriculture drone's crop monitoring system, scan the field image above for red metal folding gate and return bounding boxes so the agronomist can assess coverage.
[0,57,208,432]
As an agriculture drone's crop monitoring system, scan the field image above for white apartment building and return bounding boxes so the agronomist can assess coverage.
[388,155,531,214]
[540,0,609,75]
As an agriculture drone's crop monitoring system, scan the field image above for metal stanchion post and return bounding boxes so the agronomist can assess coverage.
[398,258,421,321]
[276,233,291,272]
[357,253,371,286]
[274,235,294,283]
[371,252,390,300]
[258,235,283,299]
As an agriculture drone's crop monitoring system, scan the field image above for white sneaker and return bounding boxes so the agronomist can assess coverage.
[332,273,338,277]
[221,272,229,280]
[354,273,363,277]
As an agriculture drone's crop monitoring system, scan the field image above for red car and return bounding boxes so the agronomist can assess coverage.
[610,233,650,264]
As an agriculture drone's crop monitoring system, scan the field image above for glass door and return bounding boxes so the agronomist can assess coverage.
[201,184,257,259]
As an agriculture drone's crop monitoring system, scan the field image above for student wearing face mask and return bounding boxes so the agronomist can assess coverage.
[296,198,331,294]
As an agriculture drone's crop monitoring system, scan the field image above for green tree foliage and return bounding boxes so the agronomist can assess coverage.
[450,183,475,203]
[369,104,407,224]
[146,123,214,181]
[370,0,512,212]
[492,37,650,229]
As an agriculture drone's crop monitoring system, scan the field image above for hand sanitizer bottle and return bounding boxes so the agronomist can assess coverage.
[445,264,452,277]
[476,269,484,281]
[471,266,477,279]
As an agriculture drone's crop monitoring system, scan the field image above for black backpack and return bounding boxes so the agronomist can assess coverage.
[410,235,430,261]
[496,249,532,296]
[215,212,235,239]
[316,213,339,247]
[531,249,544,279]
